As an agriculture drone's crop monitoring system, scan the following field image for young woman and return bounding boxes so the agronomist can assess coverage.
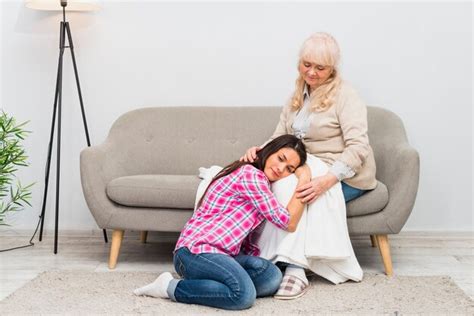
[134,134,311,310]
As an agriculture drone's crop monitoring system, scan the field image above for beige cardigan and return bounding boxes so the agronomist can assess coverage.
[268,81,377,190]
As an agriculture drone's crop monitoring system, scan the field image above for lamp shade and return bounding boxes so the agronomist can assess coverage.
[25,0,100,11]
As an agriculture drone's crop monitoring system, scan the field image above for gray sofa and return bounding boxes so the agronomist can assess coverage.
[80,106,420,274]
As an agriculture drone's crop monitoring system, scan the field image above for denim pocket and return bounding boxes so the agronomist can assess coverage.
[174,252,186,277]
[177,258,186,277]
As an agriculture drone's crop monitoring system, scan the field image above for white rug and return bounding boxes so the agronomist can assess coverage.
[1,271,473,315]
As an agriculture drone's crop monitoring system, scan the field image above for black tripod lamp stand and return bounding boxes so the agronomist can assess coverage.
[26,0,108,254]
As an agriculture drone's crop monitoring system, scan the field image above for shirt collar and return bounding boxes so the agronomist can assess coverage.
[303,84,310,100]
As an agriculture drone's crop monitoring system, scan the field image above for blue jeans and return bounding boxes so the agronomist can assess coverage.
[169,247,282,310]
[341,182,367,202]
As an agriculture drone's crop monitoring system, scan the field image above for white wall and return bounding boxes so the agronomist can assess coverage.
[1,1,472,232]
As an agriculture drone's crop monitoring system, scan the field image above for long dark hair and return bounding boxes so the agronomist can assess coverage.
[197,134,307,209]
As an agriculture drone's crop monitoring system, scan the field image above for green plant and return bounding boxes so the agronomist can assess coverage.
[0,111,34,225]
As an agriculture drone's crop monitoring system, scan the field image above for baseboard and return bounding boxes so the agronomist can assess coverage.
[1,228,472,240]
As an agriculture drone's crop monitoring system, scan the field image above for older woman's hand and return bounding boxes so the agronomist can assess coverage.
[295,172,338,203]
[239,146,261,162]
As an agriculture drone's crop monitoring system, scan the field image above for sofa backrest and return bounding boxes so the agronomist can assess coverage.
[106,106,408,176]
[366,106,409,165]
[107,107,280,175]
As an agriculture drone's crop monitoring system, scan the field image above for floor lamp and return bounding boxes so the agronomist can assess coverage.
[26,0,108,254]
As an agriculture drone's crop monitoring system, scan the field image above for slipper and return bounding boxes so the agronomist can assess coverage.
[274,274,309,300]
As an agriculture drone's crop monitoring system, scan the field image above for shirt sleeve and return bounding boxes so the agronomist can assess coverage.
[335,86,371,173]
[329,160,356,181]
[240,222,265,256]
[240,166,290,230]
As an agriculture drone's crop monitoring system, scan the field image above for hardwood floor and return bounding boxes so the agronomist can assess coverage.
[1,230,473,301]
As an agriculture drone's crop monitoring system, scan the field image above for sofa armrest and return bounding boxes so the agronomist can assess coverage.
[80,142,119,229]
[375,143,420,233]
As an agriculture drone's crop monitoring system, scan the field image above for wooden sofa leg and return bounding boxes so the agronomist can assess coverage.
[109,230,124,269]
[375,234,393,276]
[140,231,148,243]
[370,235,378,247]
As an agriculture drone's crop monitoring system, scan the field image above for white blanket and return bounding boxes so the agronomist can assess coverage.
[194,165,223,210]
[194,155,363,284]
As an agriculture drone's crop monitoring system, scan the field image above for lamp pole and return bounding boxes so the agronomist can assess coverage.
[37,0,108,253]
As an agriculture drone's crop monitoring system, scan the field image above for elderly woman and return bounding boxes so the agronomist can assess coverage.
[241,32,377,299]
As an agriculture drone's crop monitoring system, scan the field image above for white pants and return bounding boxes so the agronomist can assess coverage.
[257,154,363,284]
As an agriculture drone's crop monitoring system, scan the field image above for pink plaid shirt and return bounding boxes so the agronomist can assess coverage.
[175,164,290,256]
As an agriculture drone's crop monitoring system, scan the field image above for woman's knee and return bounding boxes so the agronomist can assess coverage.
[238,256,282,297]
[243,258,282,297]
[229,283,257,310]
[238,254,269,272]
[259,263,283,296]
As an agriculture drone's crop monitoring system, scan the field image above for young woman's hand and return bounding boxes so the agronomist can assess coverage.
[295,172,338,204]
[239,146,261,162]
[294,164,311,181]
